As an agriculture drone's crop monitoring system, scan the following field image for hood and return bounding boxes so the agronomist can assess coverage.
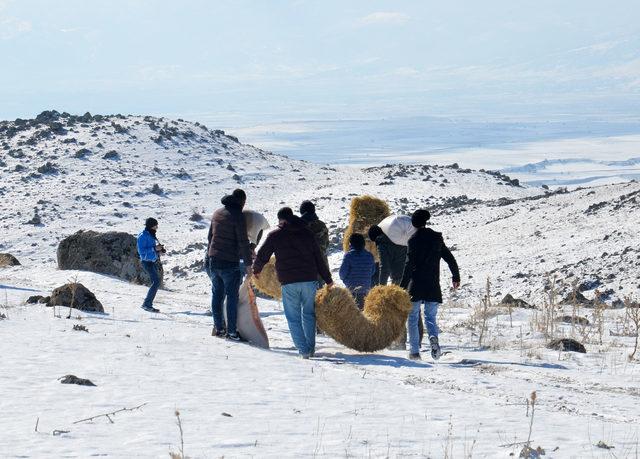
[221,194,243,210]
[300,211,319,223]
[279,215,307,231]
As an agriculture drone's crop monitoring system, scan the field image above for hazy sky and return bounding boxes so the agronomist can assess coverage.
[1,0,639,123]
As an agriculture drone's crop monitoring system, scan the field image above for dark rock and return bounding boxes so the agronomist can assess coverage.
[555,315,590,326]
[102,150,120,160]
[57,230,162,285]
[0,253,21,267]
[59,374,96,386]
[74,148,91,159]
[500,294,535,309]
[547,338,586,353]
[37,162,59,174]
[561,291,594,306]
[150,184,164,195]
[47,283,104,313]
[26,295,48,304]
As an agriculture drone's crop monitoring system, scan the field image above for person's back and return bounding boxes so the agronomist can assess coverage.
[339,233,376,308]
[208,194,252,267]
[375,232,407,285]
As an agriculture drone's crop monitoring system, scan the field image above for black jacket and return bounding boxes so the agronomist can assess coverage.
[254,216,332,286]
[400,228,460,302]
[375,233,407,285]
[207,195,252,267]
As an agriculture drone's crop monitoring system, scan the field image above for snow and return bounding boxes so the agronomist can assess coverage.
[1,112,640,457]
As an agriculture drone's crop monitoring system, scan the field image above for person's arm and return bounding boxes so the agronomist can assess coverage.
[137,233,156,260]
[312,236,333,285]
[253,234,275,275]
[319,223,330,254]
[339,253,350,282]
[400,239,416,290]
[235,213,253,268]
[441,239,460,288]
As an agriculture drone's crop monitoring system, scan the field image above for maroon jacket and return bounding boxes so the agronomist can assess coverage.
[254,216,332,286]
[207,195,252,267]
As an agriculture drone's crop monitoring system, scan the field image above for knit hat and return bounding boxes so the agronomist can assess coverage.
[299,200,316,215]
[411,209,430,228]
[145,217,158,230]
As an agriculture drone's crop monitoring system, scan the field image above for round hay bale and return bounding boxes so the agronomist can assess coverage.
[343,195,390,261]
[316,284,412,352]
[252,257,282,300]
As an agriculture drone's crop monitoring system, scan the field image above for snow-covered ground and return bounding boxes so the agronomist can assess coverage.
[1,111,639,457]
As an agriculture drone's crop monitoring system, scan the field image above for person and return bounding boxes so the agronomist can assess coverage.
[136,217,165,313]
[368,224,406,285]
[339,233,376,309]
[400,209,460,360]
[207,189,253,341]
[299,200,330,285]
[253,207,333,359]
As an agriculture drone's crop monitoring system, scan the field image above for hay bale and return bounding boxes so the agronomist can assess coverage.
[316,284,412,352]
[252,257,282,300]
[343,195,390,261]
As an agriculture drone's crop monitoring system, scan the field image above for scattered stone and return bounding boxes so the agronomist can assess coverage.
[0,253,20,267]
[150,184,164,195]
[561,291,594,307]
[47,283,104,313]
[500,294,535,309]
[102,150,120,160]
[37,162,59,174]
[26,295,49,304]
[555,315,590,326]
[547,338,586,353]
[59,375,96,387]
[57,230,162,285]
[73,324,89,332]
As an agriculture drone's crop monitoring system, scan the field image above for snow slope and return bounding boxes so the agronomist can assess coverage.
[1,111,639,458]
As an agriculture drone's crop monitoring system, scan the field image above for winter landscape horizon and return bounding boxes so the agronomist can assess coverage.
[2,1,640,458]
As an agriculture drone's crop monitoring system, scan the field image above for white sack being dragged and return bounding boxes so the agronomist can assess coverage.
[377,215,416,246]
[244,210,270,246]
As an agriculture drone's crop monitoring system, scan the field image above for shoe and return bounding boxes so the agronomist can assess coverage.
[212,328,226,338]
[226,332,241,342]
[429,336,442,360]
[141,305,159,313]
[408,352,421,360]
[300,353,311,360]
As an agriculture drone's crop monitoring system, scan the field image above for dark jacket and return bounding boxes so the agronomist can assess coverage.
[254,216,332,286]
[375,233,406,285]
[400,228,460,303]
[339,249,376,292]
[207,195,252,267]
[301,211,330,255]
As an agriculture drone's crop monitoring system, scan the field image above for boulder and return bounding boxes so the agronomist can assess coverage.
[0,253,20,268]
[555,315,590,326]
[26,295,49,304]
[59,375,96,386]
[547,338,586,353]
[47,283,104,313]
[57,230,162,285]
[560,290,594,307]
[500,294,535,309]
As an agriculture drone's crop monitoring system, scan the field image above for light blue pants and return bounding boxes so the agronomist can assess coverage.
[281,281,318,356]
[408,301,439,354]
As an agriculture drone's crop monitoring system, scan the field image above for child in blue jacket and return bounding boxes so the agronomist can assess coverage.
[339,233,376,309]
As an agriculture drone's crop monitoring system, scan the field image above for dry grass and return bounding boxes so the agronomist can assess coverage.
[342,195,390,261]
[252,257,282,300]
[316,284,412,352]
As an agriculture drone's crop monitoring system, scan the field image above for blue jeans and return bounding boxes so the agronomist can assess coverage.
[142,261,161,308]
[281,281,318,355]
[210,267,242,334]
[408,301,439,354]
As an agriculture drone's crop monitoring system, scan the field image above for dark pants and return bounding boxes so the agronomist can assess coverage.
[353,289,368,310]
[371,263,380,287]
[142,261,161,308]
[210,267,242,334]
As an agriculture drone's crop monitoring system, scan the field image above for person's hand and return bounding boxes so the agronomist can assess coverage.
[452,281,460,289]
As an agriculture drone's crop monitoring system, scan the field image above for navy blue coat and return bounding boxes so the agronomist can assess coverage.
[339,249,376,292]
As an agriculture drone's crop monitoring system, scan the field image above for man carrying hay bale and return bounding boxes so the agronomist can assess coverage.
[254,207,333,359]
[300,200,330,287]
[401,209,460,360]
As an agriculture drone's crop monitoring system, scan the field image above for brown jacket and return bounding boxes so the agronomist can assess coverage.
[254,216,332,286]
[207,195,252,267]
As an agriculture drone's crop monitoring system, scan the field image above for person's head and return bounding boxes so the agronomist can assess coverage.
[277,207,294,224]
[349,233,366,251]
[411,209,431,228]
[145,217,158,231]
[232,188,247,208]
[299,200,315,215]
[368,225,383,241]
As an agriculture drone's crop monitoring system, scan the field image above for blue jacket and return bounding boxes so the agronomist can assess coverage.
[339,249,376,292]
[137,230,157,262]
